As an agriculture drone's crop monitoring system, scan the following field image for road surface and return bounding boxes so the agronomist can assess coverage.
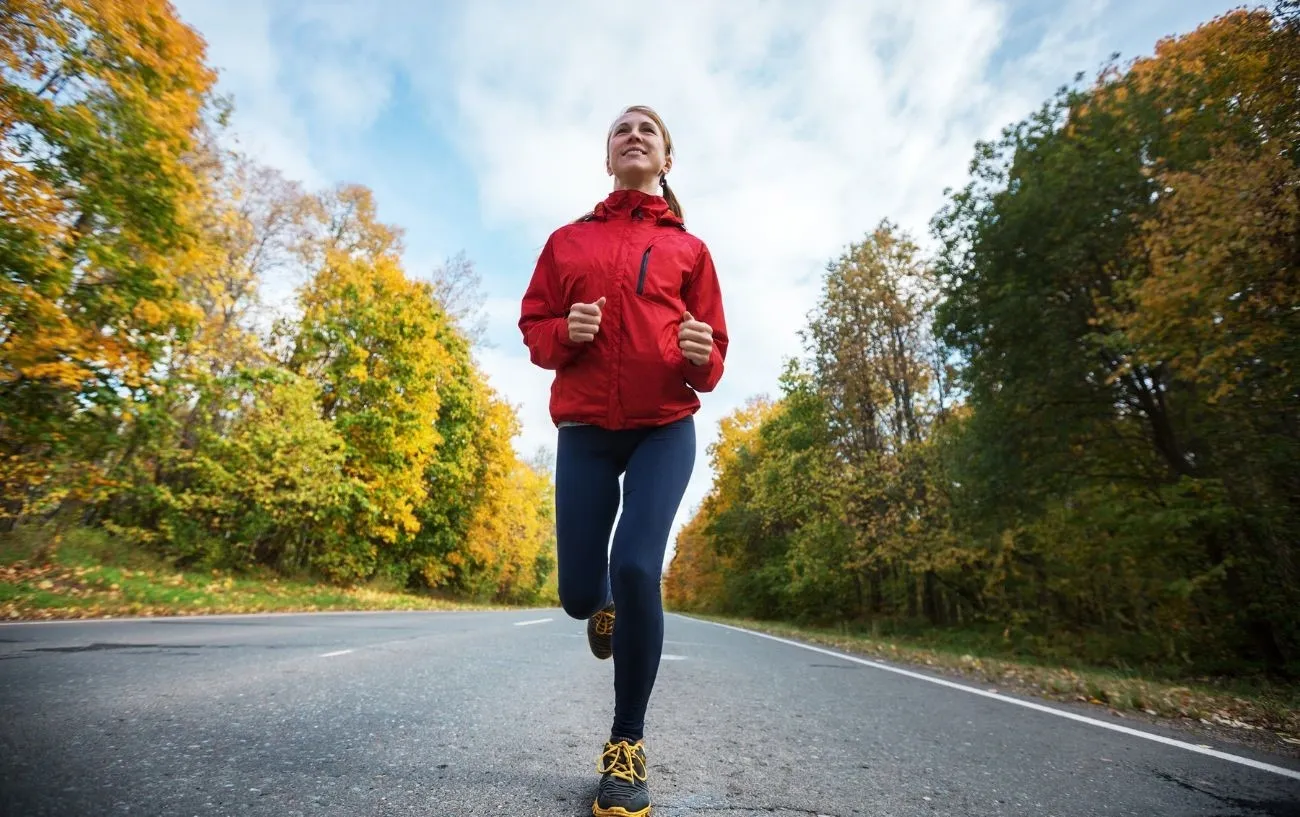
[1,610,1297,816]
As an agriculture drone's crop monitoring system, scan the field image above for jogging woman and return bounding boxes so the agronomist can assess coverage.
[518,104,728,816]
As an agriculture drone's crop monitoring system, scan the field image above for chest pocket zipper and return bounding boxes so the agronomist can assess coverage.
[636,246,651,295]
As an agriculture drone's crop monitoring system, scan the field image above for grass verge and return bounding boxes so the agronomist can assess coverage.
[0,527,507,620]
[685,613,1300,757]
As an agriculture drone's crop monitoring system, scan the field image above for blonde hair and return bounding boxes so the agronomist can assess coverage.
[606,105,683,222]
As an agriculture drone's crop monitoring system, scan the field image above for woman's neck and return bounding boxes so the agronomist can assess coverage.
[613,177,660,197]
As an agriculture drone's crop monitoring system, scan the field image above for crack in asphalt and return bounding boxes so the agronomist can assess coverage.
[1149,769,1300,816]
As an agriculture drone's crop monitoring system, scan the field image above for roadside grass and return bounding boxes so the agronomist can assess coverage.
[0,526,508,620]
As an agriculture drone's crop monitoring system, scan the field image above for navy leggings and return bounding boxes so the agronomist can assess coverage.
[555,415,696,742]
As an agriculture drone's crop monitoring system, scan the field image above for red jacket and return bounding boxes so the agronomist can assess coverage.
[519,189,728,430]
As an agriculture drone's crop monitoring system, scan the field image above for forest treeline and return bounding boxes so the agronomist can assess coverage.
[665,5,1300,677]
[4,1,1298,673]
[1,0,556,601]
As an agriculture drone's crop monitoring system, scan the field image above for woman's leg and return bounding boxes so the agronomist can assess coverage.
[607,416,696,741]
[555,425,623,620]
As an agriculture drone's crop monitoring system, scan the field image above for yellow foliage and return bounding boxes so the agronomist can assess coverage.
[456,397,554,601]
[293,249,453,547]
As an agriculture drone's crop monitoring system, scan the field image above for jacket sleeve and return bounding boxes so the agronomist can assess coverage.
[519,235,585,371]
[678,243,728,392]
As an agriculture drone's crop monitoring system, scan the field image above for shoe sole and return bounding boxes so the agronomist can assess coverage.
[592,804,650,817]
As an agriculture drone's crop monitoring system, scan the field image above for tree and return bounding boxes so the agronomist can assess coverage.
[429,251,491,348]
[805,221,938,460]
[455,398,556,602]
[115,367,361,572]
[932,7,1299,670]
[801,222,952,623]
[97,143,323,563]
[287,189,454,579]
[0,0,217,526]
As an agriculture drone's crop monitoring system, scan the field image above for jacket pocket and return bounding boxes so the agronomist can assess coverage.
[633,239,685,303]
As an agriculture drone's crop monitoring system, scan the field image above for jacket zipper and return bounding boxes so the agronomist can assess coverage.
[636,246,651,295]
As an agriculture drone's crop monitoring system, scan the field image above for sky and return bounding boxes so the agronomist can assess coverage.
[170,0,1248,562]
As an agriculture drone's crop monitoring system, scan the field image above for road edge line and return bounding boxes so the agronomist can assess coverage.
[690,616,1300,782]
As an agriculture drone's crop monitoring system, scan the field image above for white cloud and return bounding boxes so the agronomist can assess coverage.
[175,0,325,187]
[302,58,394,130]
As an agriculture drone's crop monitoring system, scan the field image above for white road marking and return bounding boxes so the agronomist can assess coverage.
[661,654,687,661]
[696,618,1300,782]
[319,649,353,657]
[514,618,553,627]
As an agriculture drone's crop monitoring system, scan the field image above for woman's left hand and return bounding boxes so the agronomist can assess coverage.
[678,311,714,366]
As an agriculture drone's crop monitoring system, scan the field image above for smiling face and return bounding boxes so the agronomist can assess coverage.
[606,107,673,193]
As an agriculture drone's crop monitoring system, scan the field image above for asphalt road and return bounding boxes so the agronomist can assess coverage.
[1,610,1297,816]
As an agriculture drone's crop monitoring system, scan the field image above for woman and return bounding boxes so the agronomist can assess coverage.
[518,104,728,816]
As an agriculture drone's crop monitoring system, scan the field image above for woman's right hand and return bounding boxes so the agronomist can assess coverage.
[568,297,606,343]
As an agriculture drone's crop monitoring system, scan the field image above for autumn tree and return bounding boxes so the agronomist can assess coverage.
[933,7,1299,670]
[806,221,938,458]
[801,222,954,620]
[702,394,794,617]
[0,0,217,526]
[663,508,730,612]
[1095,7,1300,666]
[284,186,454,580]
[115,367,360,571]
[454,396,557,602]
[98,144,326,566]
[0,2,561,609]
[178,149,309,379]
[407,325,519,593]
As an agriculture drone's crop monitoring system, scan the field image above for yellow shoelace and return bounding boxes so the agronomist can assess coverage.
[598,740,647,783]
[594,609,615,636]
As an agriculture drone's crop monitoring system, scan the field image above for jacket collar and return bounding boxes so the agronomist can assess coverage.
[591,188,683,228]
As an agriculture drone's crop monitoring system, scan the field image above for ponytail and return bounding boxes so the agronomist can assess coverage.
[660,173,683,222]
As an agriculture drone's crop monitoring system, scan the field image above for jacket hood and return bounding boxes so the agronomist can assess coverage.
[588,188,683,228]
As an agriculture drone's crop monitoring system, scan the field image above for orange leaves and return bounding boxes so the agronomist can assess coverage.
[130,298,166,327]
[1086,7,1299,414]
[1117,146,1298,402]
[664,509,732,612]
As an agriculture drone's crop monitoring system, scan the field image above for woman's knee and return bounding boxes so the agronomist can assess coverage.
[610,558,660,597]
[559,584,608,620]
